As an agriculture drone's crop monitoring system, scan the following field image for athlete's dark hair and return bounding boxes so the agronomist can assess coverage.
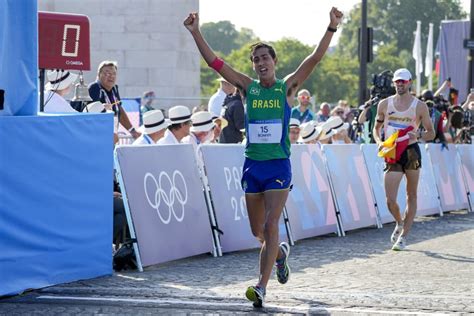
[249,42,276,62]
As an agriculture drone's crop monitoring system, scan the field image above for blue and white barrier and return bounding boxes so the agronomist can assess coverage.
[113,143,472,271]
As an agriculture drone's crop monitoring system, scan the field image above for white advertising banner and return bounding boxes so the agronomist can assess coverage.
[287,144,339,239]
[427,144,469,212]
[361,144,406,223]
[115,145,214,267]
[456,144,473,211]
[417,145,442,216]
[200,144,289,253]
[323,144,378,232]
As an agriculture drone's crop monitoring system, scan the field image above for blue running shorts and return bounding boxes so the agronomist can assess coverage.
[241,158,292,194]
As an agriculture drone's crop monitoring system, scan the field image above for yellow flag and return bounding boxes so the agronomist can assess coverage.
[378,131,399,159]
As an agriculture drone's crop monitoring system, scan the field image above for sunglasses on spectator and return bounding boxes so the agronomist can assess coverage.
[394,79,410,84]
[336,111,344,115]
[299,95,310,100]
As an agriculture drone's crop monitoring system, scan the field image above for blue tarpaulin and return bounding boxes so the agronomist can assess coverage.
[0,114,114,296]
[0,0,38,116]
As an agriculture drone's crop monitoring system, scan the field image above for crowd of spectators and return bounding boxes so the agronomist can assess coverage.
[41,60,473,253]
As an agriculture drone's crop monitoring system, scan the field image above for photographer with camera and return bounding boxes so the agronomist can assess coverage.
[356,70,396,143]
[355,95,378,143]
[419,89,447,146]
[433,79,473,144]
[373,68,434,251]
[450,101,473,144]
[461,90,474,111]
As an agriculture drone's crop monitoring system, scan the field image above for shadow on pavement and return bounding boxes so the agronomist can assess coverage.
[7,210,473,308]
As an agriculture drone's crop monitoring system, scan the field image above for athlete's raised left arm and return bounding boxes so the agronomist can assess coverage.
[184,12,252,94]
[417,101,435,142]
[284,7,343,98]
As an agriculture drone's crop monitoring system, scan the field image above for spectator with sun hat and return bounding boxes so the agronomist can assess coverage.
[43,69,78,113]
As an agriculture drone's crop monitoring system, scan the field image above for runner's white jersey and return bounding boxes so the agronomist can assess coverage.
[383,96,418,140]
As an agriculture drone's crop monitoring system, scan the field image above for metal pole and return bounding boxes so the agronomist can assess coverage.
[415,21,422,96]
[359,0,368,106]
[39,69,45,112]
[428,23,434,91]
[113,150,144,272]
[469,0,474,89]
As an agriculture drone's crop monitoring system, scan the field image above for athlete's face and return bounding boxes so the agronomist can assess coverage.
[394,79,411,95]
[252,47,276,80]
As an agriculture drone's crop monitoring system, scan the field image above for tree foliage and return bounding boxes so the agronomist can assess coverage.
[339,0,466,58]
[199,0,467,106]
[201,21,239,55]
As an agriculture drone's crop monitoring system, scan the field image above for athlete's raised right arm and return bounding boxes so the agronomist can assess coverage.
[183,13,252,92]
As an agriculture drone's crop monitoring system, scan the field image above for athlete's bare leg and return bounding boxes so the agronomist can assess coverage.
[246,193,265,243]
[246,189,288,289]
[384,171,405,223]
[401,169,420,236]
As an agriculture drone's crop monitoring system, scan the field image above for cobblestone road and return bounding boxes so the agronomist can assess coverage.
[1,210,472,315]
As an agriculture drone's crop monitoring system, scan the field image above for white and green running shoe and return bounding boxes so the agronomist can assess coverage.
[392,236,407,251]
[276,241,290,284]
[391,222,403,244]
[245,285,265,308]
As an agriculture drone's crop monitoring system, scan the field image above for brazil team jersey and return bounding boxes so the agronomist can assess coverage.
[244,79,291,161]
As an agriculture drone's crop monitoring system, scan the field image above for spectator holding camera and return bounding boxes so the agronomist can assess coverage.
[358,95,381,143]
[462,90,474,111]
[419,89,447,145]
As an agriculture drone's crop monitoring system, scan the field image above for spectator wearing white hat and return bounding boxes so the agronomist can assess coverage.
[157,105,192,144]
[43,69,78,113]
[208,78,234,118]
[182,111,216,152]
[325,116,351,144]
[133,110,169,145]
[318,119,337,144]
[297,122,319,144]
[211,114,228,143]
[289,118,301,144]
[182,111,216,171]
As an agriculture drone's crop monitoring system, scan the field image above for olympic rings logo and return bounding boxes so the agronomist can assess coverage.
[144,170,188,224]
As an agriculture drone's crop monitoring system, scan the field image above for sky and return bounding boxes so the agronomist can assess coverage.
[200,0,471,46]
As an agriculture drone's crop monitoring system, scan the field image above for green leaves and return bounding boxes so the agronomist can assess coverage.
[200,0,466,105]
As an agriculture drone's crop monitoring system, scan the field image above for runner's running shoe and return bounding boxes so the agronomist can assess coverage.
[392,235,407,251]
[391,222,403,244]
[245,285,265,308]
[276,241,290,284]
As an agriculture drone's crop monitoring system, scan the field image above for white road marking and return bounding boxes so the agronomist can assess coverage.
[116,274,147,281]
[37,295,450,315]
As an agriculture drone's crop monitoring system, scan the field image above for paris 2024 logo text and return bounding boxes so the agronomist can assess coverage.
[144,170,188,224]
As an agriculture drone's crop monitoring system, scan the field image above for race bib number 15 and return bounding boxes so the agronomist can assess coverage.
[248,119,282,144]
